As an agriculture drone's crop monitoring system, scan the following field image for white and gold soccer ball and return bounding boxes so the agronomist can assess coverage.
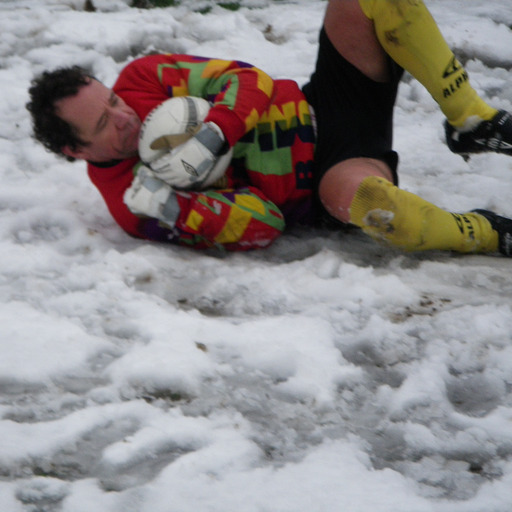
[138,96,233,188]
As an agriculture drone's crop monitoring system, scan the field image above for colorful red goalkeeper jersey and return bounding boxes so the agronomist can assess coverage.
[87,54,315,251]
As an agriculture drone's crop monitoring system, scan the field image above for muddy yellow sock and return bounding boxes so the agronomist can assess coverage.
[358,0,497,128]
[349,176,498,254]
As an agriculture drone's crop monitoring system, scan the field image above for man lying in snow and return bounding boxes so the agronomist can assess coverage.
[27,0,512,255]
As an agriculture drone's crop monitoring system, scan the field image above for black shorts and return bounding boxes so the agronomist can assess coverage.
[302,27,404,224]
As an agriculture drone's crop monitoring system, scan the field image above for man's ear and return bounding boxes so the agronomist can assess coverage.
[62,145,87,160]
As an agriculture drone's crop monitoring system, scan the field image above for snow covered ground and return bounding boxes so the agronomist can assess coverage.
[1,0,512,510]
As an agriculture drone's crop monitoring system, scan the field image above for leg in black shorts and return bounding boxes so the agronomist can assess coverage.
[303,27,404,224]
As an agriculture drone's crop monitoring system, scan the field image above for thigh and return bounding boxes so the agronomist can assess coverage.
[302,26,403,225]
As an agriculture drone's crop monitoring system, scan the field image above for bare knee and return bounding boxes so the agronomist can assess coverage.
[318,157,394,223]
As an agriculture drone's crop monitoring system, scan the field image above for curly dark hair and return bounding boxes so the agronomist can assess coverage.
[26,66,95,161]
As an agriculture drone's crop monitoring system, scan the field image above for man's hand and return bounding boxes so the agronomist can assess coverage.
[123,166,180,227]
[149,122,228,189]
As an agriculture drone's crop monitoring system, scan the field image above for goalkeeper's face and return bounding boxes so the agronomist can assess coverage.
[57,78,141,163]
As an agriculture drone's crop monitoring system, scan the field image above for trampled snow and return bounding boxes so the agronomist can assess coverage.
[1,0,512,510]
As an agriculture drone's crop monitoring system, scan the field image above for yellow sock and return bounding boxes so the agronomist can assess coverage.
[349,176,498,254]
[358,0,497,128]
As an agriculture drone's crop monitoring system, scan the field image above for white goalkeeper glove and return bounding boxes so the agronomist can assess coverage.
[148,122,228,189]
[123,166,181,227]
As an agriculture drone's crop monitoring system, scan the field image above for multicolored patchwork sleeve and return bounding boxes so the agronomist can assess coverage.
[170,186,285,251]
[87,160,284,251]
[114,53,275,146]
[132,186,286,251]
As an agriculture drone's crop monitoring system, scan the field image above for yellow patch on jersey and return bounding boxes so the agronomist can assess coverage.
[235,194,266,216]
[185,209,204,232]
[214,206,252,244]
